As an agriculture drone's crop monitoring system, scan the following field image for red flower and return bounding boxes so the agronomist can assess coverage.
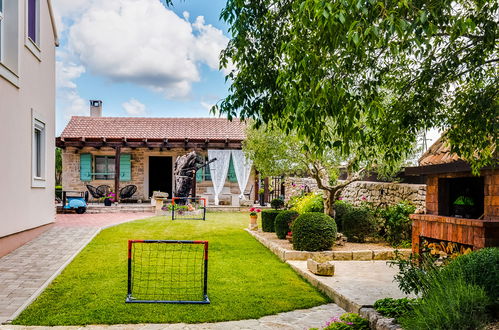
[249,207,255,212]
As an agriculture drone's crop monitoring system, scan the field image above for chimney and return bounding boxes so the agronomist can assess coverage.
[90,100,103,117]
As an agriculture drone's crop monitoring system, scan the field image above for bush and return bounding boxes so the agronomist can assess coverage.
[291,212,337,251]
[322,313,369,330]
[261,209,282,232]
[441,247,499,307]
[381,201,416,247]
[339,204,376,242]
[270,198,285,210]
[400,277,489,330]
[374,297,420,319]
[291,193,324,213]
[274,210,299,239]
[333,200,353,232]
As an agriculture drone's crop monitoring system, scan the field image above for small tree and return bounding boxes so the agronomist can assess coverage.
[243,124,412,217]
[55,147,62,186]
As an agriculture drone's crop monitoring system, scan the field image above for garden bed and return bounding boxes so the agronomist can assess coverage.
[246,229,411,261]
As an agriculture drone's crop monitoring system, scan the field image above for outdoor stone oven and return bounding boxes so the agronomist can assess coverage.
[406,139,498,254]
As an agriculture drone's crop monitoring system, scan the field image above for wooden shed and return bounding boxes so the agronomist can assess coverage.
[405,138,498,255]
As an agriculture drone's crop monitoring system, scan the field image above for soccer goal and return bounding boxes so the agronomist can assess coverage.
[170,197,207,221]
[126,240,209,304]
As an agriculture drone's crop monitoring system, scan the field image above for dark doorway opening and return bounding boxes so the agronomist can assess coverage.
[438,177,484,219]
[149,156,172,198]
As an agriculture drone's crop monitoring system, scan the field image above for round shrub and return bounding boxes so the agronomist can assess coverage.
[441,247,499,306]
[275,210,299,239]
[270,198,285,209]
[291,212,337,251]
[261,209,282,232]
[340,205,376,242]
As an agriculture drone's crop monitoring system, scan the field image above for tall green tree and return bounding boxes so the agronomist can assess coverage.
[218,0,498,172]
[243,124,413,216]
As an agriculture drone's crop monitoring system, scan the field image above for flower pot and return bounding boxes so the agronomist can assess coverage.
[250,215,258,225]
[104,199,112,206]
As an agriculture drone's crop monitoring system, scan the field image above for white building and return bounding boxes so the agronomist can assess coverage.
[0,0,58,256]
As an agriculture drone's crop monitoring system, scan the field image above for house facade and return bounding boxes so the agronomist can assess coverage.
[58,103,255,206]
[0,0,58,256]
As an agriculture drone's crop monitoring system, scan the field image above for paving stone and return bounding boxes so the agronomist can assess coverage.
[332,251,353,260]
[352,250,373,261]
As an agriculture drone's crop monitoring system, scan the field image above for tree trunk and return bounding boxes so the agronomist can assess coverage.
[324,190,336,218]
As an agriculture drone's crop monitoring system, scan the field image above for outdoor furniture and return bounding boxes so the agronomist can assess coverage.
[86,184,104,199]
[119,184,137,200]
[97,185,111,196]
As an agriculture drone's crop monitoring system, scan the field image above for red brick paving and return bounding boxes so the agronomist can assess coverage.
[55,212,155,228]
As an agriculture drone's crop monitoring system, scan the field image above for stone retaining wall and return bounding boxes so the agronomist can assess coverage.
[284,177,426,213]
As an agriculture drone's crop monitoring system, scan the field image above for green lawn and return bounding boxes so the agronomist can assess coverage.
[14,212,328,325]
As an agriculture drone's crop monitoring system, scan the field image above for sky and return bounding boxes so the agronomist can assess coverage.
[53,0,231,134]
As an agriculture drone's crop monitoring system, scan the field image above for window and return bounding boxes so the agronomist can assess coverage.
[27,0,38,43]
[0,0,19,85]
[32,117,46,187]
[95,156,115,180]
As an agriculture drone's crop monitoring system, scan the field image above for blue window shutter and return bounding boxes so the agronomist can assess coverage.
[196,167,203,182]
[120,154,131,181]
[80,154,92,181]
[228,156,237,182]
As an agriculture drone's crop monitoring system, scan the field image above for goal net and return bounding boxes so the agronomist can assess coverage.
[126,240,209,304]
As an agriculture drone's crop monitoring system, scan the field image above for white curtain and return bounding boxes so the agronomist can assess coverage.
[231,150,253,199]
[208,150,232,205]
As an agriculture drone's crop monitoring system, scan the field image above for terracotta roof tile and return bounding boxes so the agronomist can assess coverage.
[60,117,246,141]
[419,137,461,166]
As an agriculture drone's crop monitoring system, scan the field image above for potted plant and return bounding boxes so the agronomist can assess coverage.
[103,191,116,206]
[453,196,475,218]
[249,207,261,230]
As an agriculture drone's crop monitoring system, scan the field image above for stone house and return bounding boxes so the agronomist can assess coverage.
[57,102,255,205]
[406,138,498,253]
[0,0,58,256]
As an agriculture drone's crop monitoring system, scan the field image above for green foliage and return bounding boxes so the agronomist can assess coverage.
[441,248,499,307]
[291,212,337,251]
[453,196,475,206]
[270,198,285,210]
[291,193,324,214]
[333,200,353,232]
[338,204,376,243]
[323,313,369,330]
[374,297,420,319]
[400,277,489,330]
[261,209,282,232]
[390,253,442,296]
[13,213,328,325]
[274,210,299,239]
[218,0,498,174]
[381,201,416,247]
[55,147,62,186]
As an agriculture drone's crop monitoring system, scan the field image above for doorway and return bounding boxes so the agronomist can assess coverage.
[148,156,173,198]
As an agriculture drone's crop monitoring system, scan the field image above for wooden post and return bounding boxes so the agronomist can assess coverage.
[264,177,269,204]
[114,146,121,203]
[254,170,260,202]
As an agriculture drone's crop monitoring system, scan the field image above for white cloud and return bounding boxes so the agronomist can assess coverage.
[66,0,229,99]
[122,98,147,116]
[56,61,85,89]
[56,57,88,124]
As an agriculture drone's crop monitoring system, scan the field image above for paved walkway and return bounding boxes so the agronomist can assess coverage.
[0,303,344,329]
[0,213,154,324]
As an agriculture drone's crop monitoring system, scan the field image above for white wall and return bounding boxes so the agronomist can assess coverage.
[0,0,56,237]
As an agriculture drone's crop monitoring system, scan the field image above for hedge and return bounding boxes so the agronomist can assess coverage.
[291,212,337,251]
[261,209,282,232]
[275,210,299,239]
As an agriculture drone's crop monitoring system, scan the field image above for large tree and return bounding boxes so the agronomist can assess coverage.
[218,0,498,172]
[243,123,414,216]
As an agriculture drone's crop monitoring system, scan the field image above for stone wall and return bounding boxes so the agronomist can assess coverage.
[284,177,426,213]
[62,147,254,205]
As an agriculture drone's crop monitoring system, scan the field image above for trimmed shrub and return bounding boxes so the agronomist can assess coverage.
[291,212,337,251]
[381,201,416,247]
[442,247,499,306]
[261,209,282,232]
[400,277,489,330]
[291,193,324,213]
[340,204,376,242]
[270,198,285,210]
[333,200,353,232]
[274,210,299,239]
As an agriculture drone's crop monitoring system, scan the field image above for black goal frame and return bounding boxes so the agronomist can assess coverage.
[126,240,209,304]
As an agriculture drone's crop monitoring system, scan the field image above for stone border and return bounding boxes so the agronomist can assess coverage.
[245,229,411,262]
[359,308,403,330]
